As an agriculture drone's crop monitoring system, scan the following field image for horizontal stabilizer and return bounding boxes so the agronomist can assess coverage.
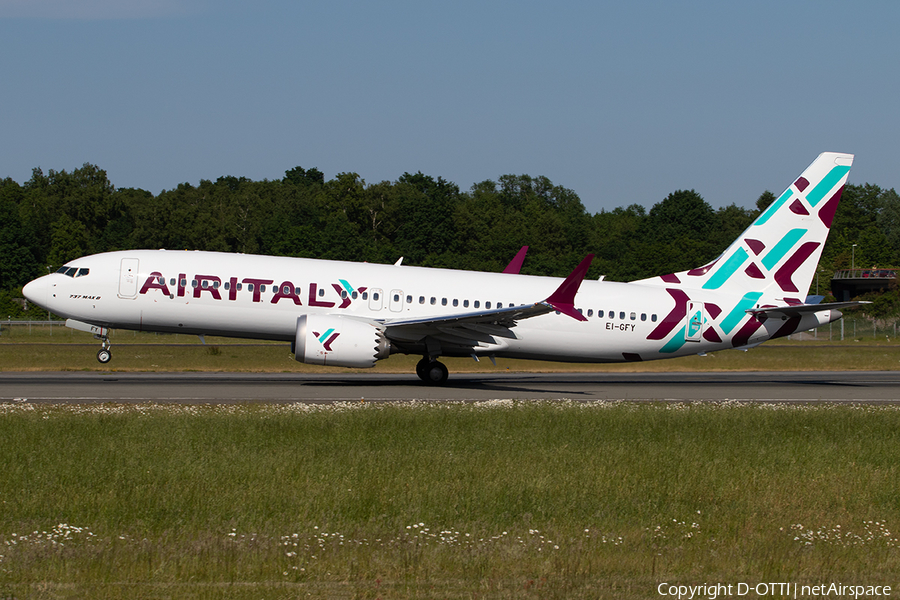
[747,300,871,318]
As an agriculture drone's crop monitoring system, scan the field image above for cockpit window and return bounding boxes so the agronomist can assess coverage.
[56,266,90,277]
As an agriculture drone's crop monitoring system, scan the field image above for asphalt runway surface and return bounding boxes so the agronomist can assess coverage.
[1,371,899,404]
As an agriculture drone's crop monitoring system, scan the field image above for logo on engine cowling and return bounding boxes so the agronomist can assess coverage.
[313,328,340,352]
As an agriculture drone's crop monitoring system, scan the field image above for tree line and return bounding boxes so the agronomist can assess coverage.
[1,163,898,318]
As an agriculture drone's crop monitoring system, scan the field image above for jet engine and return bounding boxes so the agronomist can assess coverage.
[293,314,391,368]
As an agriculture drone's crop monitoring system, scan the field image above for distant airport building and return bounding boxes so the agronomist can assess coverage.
[831,268,898,301]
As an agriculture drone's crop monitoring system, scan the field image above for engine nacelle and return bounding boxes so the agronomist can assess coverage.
[293,314,391,368]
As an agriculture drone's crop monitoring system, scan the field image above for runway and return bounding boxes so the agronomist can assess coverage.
[1,371,899,403]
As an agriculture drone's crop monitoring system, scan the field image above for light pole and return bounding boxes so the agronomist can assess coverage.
[852,244,857,271]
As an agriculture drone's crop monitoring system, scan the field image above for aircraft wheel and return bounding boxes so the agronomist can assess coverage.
[415,357,430,381]
[97,348,112,364]
[422,360,449,385]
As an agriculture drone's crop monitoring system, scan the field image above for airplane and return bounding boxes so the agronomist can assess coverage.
[23,152,864,384]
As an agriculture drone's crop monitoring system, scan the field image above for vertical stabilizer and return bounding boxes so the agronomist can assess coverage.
[647,152,853,301]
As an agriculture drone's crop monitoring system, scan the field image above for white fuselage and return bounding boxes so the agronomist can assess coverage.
[23,249,837,364]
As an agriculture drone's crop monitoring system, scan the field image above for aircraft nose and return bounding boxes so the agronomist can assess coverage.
[23,276,50,308]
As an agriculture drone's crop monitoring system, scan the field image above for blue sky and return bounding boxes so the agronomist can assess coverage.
[2,0,898,213]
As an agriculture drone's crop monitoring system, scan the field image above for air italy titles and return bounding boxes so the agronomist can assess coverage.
[658,582,891,599]
[138,273,365,309]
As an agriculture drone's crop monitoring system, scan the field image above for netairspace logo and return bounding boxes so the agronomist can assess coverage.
[657,582,892,599]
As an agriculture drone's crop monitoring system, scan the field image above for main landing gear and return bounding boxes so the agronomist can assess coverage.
[416,357,449,385]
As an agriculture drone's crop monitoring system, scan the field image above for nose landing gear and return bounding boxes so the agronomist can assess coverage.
[96,335,112,364]
[61,319,113,364]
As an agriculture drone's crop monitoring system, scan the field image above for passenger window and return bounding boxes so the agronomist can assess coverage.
[352,291,358,299]
[406,295,412,303]
[587,309,593,317]
[373,292,380,301]
[237,283,243,291]
[497,302,502,308]
[180,278,187,287]
[283,285,291,294]
[430,297,436,305]
[362,292,368,300]
[441,298,447,306]
[260,285,267,292]
[598,310,604,318]
[452,299,458,307]
[651,314,658,322]
[318,288,325,297]
[577,308,583,315]
[341,290,348,299]
[393,294,400,302]
[619,312,625,319]
[641,313,647,321]
[608,311,614,319]
[474,300,480,308]
[486,302,491,309]
[192,280,199,288]
[224,282,230,290]
[295,287,301,295]
[419,296,425,304]
[630,312,636,320]
[463,300,469,308]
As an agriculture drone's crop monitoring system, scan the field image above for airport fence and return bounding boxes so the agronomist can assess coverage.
[1,319,68,336]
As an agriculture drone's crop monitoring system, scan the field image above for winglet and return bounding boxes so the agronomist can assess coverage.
[502,246,529,274]
[544,254,594,321]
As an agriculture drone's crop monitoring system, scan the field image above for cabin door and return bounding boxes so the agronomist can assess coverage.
[685,301,704,342]
[118,258,140,299]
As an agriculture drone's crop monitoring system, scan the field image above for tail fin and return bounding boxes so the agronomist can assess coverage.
[651,152,853,299]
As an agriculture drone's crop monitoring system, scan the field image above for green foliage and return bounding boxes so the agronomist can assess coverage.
[1,164,898,308]
[0,178,40,287]
[856,283,900,320]
[756,190,776,212]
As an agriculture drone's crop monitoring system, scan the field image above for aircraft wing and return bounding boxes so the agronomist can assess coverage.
[746,300,871,319]
[379,255,593,352]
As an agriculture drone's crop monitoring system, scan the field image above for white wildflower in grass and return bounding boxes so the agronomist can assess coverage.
[790,521,898,548]
[3,524,95,549]
[5,399,900,420]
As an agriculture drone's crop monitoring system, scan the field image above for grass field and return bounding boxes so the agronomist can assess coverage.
[2,324,900,598]
[1,401,900,599]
